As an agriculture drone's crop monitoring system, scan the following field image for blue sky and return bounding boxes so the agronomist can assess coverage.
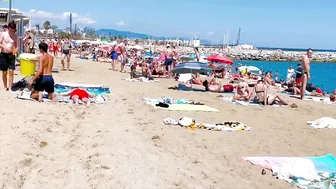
[5,0,336,49]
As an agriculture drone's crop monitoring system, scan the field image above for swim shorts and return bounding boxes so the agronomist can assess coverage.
[62,49,70,57]
[111,51,118,60]
[164,58,173,66]
[34,75,55,93]
[0,53,15,71]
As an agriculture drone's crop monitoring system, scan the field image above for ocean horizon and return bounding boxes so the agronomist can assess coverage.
[257,47,336,53]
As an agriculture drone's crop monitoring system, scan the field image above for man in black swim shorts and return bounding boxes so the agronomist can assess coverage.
[29,42,56,102]
[0,21,18,91]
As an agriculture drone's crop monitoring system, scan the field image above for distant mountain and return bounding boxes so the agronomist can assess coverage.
[95,28,210,44]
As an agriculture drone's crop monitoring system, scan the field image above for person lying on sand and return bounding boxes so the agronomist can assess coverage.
[234,82,252,101]
[192,74,216,85]
[202,80,233,93]
[252,79,288,106]
[59,88,96,105]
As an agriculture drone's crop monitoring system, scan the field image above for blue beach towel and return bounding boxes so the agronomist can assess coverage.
[54,83,110,95]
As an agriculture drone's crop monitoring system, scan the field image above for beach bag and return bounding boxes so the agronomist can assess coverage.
[223,84,233,92]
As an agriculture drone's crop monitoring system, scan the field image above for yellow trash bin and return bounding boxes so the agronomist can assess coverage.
[19,53,38,77]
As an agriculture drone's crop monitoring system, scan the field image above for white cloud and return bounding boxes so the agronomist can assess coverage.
[207,31,215,36]
[23,9,96,25]
[116,20,125,26]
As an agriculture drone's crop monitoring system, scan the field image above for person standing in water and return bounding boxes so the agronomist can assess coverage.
[29,42,56,102]
[61,39,72,71]
[0,22,18,91]
[300,49,312,100]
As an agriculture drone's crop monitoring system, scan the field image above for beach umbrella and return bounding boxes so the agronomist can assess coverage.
[206,55,233,65]
[172,62,212,74]
[100,46,112,52]
[238,66,260,72]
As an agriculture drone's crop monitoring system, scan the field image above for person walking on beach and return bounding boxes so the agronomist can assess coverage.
[163,44,173,77]
[110,41,118,71]
[0,21,18,91]
[29,42,55,102]
[300,49,312,100]
[61,39,72,71]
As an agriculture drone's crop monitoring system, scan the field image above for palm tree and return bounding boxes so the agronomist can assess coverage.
[50,25,58,34]
[43,21,51,35]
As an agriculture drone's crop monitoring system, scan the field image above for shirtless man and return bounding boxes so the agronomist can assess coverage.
[300,48,312,100]
[163,44,173,77]
[29,42,56,102]
[61,39,72,71]
[0,22,18,91]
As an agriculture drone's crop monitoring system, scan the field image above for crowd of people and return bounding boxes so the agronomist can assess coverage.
[0,21,334,105]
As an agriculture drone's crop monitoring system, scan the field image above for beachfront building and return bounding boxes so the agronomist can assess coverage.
[0,8,30,29]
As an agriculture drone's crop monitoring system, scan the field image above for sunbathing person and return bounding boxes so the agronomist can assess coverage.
[234,82,252,101]
[60,88,96,105]
[253,79,288,106]
[202,80,233,93]
[264,72,276,86]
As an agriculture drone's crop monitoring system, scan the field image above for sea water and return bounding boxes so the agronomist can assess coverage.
[235,60,336,93]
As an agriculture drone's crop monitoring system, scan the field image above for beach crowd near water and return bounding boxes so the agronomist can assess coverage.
[0,21,336,189]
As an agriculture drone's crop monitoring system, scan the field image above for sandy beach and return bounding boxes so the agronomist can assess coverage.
[0,57,335,189]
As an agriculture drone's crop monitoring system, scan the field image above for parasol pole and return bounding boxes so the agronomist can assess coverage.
[7,0,12,24]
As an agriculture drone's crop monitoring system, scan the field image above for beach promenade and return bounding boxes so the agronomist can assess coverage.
[0,57,335,188]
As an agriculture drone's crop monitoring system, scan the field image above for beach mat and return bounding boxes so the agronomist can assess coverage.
[289,95,332,104]
[164,117,250,131]
[150,103,219,112]
[16,91,106,104]
[222,97,287,107]
[54,82,110,95]
[243,154,336,189]
[124,78,158,82]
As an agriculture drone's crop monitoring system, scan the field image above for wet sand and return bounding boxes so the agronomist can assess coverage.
[0,57,335,189]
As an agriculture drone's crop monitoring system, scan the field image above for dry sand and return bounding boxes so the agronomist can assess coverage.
[0,57,335,189]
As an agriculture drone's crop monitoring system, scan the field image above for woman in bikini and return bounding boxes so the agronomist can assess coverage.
[253,79,288,106]
[60,88,96,105]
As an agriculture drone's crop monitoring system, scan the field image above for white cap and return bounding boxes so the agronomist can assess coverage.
[166,44,170,47]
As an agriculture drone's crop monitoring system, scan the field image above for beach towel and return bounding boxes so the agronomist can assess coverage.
[154,104,218,112]
[222,97,287,107]
[124,77,158,82]
[141,97,218,112]
[54,83,110,95]
[243,154,336,189]
[178,73,192,83]
[16,90,106,104]
[289,95,332,104]
[164,117,250,131]
[307,117,336,129]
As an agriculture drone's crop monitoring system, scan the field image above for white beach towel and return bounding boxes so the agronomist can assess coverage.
[124,77,157,82]
[289,95,331,104]
[307,117,336,129]
[178,73,192,83]
[222,97,285,107]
